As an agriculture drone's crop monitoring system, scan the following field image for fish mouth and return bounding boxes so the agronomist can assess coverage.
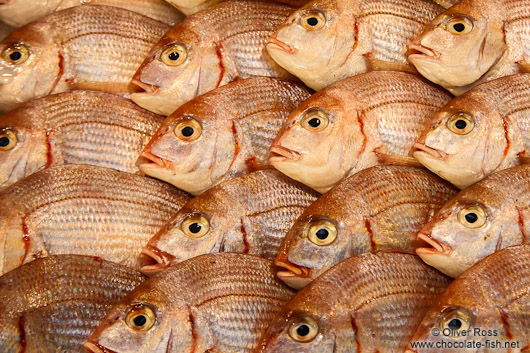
[270,145,301,162]
[267,38,296,54]
[83,342,119,353]
[139,245,175,275]
[413,143,447,160]
[416,232,451,256]
[138,151,172,169]
[407,42,440,59]
[274,257,312,289]
[130,78,159,94]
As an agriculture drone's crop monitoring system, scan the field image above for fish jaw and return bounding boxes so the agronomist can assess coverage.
[139,244,175,276]
[275,254,313,290]
[415,232,463,277]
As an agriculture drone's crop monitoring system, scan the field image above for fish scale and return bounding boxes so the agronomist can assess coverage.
[86,254,295,353]
[0,255,147,353]
[0,165,190,275]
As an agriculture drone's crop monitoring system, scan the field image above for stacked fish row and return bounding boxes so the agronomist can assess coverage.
[0,0,529,352]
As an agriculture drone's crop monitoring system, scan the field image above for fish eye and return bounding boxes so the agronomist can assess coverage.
[289,316,318,342]
[2,43,30,65]
[300,10,326,31]
[457,204,487,228]
[439,307,472,336]
[0,129,17,151]
[446,112,475,135]
[306,219,337,246]
[445,16,473,35]
[161,44,188,66]
[182,214,210,238]
[174,117,202,141]
[125,305,156,331]
[300,109,329,132]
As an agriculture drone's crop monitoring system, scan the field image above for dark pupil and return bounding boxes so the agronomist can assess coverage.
[306,17,319,26]
[453,23,466,33]
[465,212,478,223]
[316,228,328,240]
[181,126,194,137]
[448,318,462,330]
[455,119,467,130]
[168,51,180,61]
[133,315,147,327]
[0,136,9,147]
[9,51,22,61]
[308,118,321,128]
[296,324,310,337]
[189,222,202,234]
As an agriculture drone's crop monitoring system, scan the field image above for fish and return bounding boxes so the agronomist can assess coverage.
[130,0,297,115]
[139,77,311,195]
[407,245,530,353]
[274,165,458,289]
[407,0,530,95]
[0,90,164,190]
[164,0,310,16]
[139,169,319,275]
[414,73,530,189]
[0,0,184,28]
[270,71,452,193]
[254,252,451,353]
[0,5,170,112]
[266,0,445,91]
[0,255,146,353]
[0,164,191,275]
[85,253,295,353]
[416,164,530,278]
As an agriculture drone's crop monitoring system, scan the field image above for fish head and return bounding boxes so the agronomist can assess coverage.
[267,0,365,90]
[408,3,505,93]
[139,191,244,274]
[131,25,222,115]
[85,286,193,353]
[139,100,236,195]
[416,188,518,278]
[414,96,507,189]
[0,23,61,111]
[0,108,48,189]
[270,90,361,193]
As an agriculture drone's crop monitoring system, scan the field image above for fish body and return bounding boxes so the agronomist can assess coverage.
[416,164,530,278]
[255,252,451,353]
[0,5,170,112]
[0,164,190,275]
[266,0,444,90]
[415,73,530,189]
[0,90,164,190]
[274,165,458,289]
[139,77,311,194]
[270,71,452,193]
[85,253,295,353]
[408,0,530,95]
[0,0,184,27]
[164,0,309,16]
[407,245,530,352]
[140,169,319,274]
[0,255,146,353]
[131,1,297,115]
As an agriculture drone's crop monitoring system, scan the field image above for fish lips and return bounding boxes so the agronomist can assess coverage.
[139,244,175,276]
[407,42,440,61]
[266,37,297,55]
[416,232,451,260]
[270,145,301,163]
[413,142,447,161]
[83,342,119,353]
[275,256,313,290]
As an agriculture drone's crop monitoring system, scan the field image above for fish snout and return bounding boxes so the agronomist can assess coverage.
[83,342,119,353]
[129,77,159,94]
[413,143,447,160]
[270,145,301,162]
[266,38,296,55]
[274,254,312,289]
[138,150,172,168]
[416,232,451,255]
[139,244,175,275]
[407,42,439,59]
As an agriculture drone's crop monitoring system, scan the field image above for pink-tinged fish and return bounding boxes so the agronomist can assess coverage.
[416,164,530,278]
[255,252,451,353]
[139,169,319,275]
[0,0,184,27]
[274,165,457,289]
[139,77,311,195]
[0,165,190,275]
[0,5,170,112]
[85,253,295,353]
[130,0,296,115]
[164,0,309,16]
[408,0,530,95]
[266,0,445,91]
[407,245,530,353]
[270,71,452,193]
[0,90,164,190]
[415,73,530,189]
[0,255,146,353]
